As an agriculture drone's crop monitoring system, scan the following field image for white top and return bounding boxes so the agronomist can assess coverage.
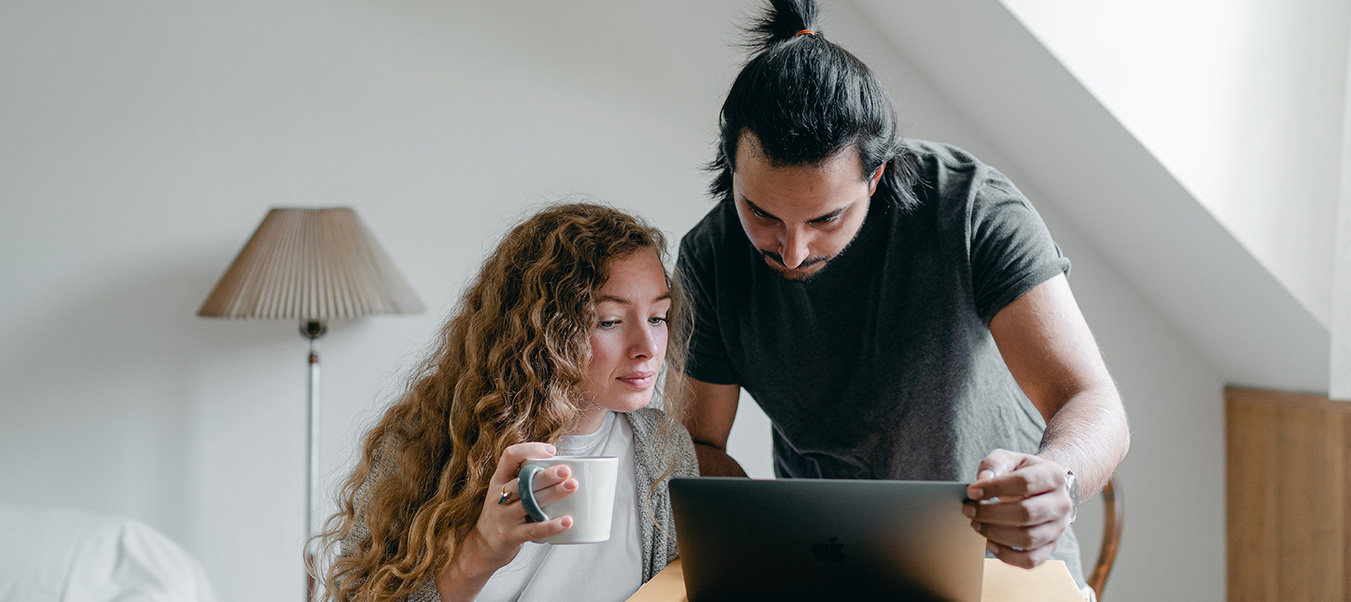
[476,410,643,602]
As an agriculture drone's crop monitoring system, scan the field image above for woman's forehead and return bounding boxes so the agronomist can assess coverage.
[595,251,669,301]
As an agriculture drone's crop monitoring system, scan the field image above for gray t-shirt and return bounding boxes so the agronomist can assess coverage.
[676,139,1083,585]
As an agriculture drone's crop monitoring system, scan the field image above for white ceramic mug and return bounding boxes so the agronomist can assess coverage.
[517,455,619,544]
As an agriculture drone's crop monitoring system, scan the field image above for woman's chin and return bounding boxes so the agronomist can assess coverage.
[601,390,656,414]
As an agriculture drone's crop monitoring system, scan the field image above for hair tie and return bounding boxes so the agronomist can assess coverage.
[795,29,815,37]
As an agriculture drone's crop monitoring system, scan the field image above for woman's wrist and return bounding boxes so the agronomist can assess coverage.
[434,531,498,602]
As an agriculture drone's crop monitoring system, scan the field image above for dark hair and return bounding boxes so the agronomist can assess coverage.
[708,0,918,209]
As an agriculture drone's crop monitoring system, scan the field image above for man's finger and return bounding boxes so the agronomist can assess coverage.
[977,449,1023,479]
[967,449,1025,500]
[975,462,1063,501]
[974,518,1066,551]
[964,491,1070,526]
[986,539,1057,570]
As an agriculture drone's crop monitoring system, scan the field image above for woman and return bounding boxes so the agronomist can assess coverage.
[315,203,699,602]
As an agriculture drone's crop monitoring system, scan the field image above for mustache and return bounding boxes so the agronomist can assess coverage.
[759,249,828,269]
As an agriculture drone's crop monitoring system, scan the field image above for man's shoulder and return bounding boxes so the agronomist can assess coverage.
[679,198,741,260]
[902,139,1023,205]
[902,138,989,174]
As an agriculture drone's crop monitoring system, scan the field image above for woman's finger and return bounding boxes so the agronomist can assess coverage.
[520,516,573,543]
[527,475,578,507]
[489,442,556,488]
[492,465,573,506]
[492,479,519,506]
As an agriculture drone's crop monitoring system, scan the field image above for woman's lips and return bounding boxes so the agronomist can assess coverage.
[617,371,656,388]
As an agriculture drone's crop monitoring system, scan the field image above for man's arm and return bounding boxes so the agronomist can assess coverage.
[684,377,749,477]
[964,273,1130,569]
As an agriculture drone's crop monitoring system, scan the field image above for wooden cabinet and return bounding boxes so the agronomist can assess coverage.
[1226,386,1350,601]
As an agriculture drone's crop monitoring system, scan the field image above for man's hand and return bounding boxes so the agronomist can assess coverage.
[963,449,1074,570]
[693,441,749,478]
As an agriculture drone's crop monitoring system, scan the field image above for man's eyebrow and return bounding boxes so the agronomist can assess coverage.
[594,292,673,305]
[809,203,853,222]
[742,197,782,221]
[744,197,853,223]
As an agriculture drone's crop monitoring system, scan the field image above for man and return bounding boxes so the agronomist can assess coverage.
[675,0,1130,589]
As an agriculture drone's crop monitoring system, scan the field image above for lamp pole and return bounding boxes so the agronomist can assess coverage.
[303,319,326,601]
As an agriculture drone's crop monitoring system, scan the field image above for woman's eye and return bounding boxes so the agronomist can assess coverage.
[598,319,620,328]
[648,316,669,326]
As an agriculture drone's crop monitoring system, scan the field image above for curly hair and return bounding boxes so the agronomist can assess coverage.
[312,203,691,601]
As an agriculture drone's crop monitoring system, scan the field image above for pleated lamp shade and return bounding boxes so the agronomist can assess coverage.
[198,207,424,320]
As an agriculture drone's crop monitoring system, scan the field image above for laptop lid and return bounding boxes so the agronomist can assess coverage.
[669,477,985,602]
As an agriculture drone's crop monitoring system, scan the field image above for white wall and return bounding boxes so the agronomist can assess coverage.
[1001,0,1351,331]
[2,1,1223,600]
[1331,31,1351,400]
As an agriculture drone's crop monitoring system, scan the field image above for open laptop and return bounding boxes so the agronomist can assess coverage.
[669,477,985,602]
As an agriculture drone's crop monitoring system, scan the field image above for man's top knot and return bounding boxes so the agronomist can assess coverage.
[795,29,815,37]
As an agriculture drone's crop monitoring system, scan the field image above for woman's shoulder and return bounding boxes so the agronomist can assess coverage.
[624,407,685,436]
[624,408,698,476]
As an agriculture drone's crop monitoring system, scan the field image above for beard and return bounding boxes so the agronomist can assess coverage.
[757,250,830,281]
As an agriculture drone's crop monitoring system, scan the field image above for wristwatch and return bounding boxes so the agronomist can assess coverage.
[1064,469,1079,524]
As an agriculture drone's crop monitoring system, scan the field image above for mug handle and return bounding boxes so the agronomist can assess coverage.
[517,464,550,523]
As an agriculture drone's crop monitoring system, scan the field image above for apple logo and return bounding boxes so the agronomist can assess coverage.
[811,537,846,562]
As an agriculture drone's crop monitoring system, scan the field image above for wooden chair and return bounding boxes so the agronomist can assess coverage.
[1087,474,1124,600]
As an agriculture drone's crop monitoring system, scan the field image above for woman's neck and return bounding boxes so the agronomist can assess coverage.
[572,405,610,436]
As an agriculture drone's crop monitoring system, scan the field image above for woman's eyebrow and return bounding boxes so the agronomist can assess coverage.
[595,292,672,304]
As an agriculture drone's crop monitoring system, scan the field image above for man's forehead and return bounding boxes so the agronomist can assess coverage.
[734,131,861,172]
[732,138,867,218]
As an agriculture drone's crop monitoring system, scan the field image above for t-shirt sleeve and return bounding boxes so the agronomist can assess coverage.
[969,167,1071,323]
[675,235,740,385]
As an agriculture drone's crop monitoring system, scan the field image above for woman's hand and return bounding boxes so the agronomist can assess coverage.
[472,442,579,563]
[437,442,578,601]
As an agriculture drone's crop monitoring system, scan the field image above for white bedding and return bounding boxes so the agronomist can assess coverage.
[0,505,217,602]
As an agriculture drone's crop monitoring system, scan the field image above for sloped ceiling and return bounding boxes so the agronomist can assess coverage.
[850,0,1330,393]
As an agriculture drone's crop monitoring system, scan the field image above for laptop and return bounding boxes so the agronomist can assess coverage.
[669,477,985,602]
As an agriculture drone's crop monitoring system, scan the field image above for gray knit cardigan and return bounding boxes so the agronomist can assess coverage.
[341,407,699,601]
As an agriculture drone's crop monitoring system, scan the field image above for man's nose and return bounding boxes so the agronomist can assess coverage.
[779,227,810,269]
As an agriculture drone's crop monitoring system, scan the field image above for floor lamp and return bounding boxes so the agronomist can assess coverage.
[197,207,423,600]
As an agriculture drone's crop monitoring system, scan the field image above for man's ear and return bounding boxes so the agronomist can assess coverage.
[867,163,886,196]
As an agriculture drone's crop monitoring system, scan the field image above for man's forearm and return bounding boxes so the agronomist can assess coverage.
[1035,387,1130,501]
[694,442,749,477]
